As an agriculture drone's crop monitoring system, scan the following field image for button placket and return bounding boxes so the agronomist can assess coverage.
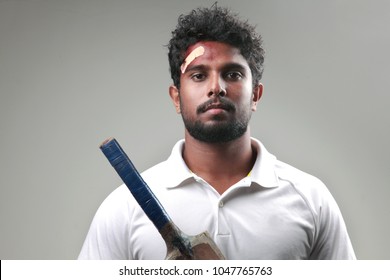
[217,198,230,236]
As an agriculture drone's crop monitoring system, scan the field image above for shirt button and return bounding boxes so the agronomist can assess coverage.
[219,201,224,208]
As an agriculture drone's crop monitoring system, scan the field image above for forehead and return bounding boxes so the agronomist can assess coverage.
[183,41,248,68]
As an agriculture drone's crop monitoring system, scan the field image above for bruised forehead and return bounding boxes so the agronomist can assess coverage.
[181,41,246,72]
[184,41,241,59]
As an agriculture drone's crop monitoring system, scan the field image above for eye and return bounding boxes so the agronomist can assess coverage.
[225,71,243,81]
[190,73,206,82]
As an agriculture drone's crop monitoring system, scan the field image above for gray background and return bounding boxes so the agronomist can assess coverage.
[0,0,389,259]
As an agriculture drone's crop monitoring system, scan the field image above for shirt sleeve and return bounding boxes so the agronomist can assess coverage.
[308,180,356,259]
[78,185,132,260]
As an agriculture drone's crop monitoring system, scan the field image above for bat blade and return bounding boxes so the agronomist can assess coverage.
[165,233,225,260]
[159,221,225,260]
[189,232,225,260]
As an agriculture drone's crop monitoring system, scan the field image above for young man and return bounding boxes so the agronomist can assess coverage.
[78,6,355,259]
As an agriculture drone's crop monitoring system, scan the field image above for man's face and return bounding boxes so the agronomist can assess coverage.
[170,41,262,143]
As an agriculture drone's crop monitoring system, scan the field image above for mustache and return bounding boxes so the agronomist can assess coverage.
[196,97,236,114]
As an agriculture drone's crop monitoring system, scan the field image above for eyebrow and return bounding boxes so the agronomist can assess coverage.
[222,63,248,73]
[184,64,208,73]
[184,62,248,74]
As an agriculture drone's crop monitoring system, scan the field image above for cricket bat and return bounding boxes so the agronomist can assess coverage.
[100,137,225,260]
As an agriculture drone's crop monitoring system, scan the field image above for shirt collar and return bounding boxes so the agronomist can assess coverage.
[164,140,193,188]
[249,138,279,188]
[164,138,279,189]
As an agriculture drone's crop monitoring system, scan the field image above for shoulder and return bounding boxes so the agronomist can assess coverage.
[98,157,172,215]
[251,138,330,202]
[273,159,348,247]
[275,160,327,194]
[77,184,135,259]
[274,159,338,217]
[92,184,135,226]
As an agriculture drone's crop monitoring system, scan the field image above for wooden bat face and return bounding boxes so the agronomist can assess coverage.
[161,223,225,260]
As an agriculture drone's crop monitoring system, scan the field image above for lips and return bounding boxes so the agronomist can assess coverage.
[205,103,229,112]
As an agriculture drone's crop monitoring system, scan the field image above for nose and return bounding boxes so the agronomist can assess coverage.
[207,74,227,98]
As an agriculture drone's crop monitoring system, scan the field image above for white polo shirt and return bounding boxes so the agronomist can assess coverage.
[78,138,356,260]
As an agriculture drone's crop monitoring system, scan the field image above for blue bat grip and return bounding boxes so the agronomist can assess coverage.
[100,138,170,231]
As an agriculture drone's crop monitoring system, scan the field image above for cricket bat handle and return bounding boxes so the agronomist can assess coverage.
[100,138,194,259]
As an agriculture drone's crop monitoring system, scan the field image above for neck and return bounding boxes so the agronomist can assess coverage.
[182,129,256,194]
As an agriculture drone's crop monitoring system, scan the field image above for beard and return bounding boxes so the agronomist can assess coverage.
[180,97,252,143]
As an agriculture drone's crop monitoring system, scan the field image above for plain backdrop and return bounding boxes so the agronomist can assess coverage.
[0,0,389,259]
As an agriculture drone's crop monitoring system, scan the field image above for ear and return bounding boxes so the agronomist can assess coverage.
[169,85,181,114]
[251,83,263,112]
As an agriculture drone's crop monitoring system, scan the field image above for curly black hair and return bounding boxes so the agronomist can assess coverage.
[167,5,265,89]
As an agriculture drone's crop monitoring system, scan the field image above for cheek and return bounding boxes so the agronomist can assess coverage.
[178,91,196,113]
[180,83,209,107]
[228,83,253,102]
[183,80,209,96]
